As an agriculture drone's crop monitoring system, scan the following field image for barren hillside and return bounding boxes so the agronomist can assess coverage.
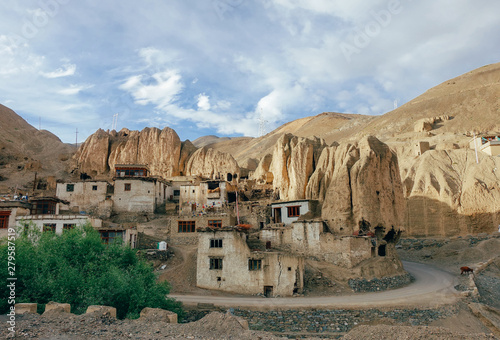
[0,104,75,193]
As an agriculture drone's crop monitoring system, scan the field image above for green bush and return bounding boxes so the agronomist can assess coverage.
[0,223,183,319]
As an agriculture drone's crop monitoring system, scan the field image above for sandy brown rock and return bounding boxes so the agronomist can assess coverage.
[184,146,240,180]
[319,136,405,234]
[269,134,326,200]
[403,149,500,236]
[73,127,192,179]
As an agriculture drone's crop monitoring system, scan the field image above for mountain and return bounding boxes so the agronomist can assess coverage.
[0,104,75,193]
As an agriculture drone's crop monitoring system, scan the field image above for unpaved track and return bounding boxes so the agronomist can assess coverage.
[170,261,460,310]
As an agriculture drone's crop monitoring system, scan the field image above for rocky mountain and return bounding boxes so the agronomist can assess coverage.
[72,127,199,179]
[0,104,75,193]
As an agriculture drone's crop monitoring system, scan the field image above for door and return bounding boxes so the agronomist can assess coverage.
[264,286,273,298]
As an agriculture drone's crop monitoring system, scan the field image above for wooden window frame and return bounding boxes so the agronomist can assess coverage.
[66,184,74,192]
[208,220,222,228]
[209,258,223,270]
[248,259,262,271]
[0,211,10,229]
[124,183,131,191]
[210,239,223,248]
[92,185,98,191]
[63,224,75,232]
[43,223,56,233]
[287,205,301,217]
[178,220,196,233]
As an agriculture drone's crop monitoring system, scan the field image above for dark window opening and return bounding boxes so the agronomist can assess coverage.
[210,239,223,248]
[217,277,222,281]
[66,184,74,192]
[92,185,98,191]
[99,230,124,244]
[43,224,56,233]
[124,183,131,191]
[287,205,301,217]
[208,220,222,228]
[178,220,196,233]
[248,259,262,271]
[63,224,75,232]
[378,244,386,256]
[210,258,223,270]
[173,190,180,196]
[31,201,56,215]
[288,267,292,271]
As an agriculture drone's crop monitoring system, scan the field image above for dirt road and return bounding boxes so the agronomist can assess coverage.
[170,261,460,310]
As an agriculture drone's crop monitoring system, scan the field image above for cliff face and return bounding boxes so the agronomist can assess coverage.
[184,146,240,180]
[403,149,500,236]
[73,127,191,178]
[267,134,326,201]
[314,137,405,234]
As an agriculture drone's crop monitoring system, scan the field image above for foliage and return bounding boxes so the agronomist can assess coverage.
[0,223,183,319]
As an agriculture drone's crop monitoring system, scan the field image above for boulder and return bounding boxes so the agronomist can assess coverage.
[139,307,178,323]
[44,301,71,314]
[15,303,38,314]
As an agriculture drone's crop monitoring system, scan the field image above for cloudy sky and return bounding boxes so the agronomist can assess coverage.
[0,0,499,143]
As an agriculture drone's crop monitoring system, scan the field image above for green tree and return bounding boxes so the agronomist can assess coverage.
[0,223,183,319]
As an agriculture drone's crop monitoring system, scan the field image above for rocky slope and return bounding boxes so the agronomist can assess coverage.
[0,104,75,193]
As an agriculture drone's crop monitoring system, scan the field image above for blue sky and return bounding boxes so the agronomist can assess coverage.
[1,0,499,143]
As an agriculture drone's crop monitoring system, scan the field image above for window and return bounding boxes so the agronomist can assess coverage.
[66,184,74,192]
[31,201,56,215]
[248,259,262,271]
[43,224,56,233]
[208,220,222,228]
[287,206,301,217]
[92,185,98,191]
[210,258,223,270]
[173,190,180,196]
[0,211,10,229]
[124,183,131,191]
[63,224,75,232]
[99,230,124,244]
[178,220,196,233]
[210,239,223,248]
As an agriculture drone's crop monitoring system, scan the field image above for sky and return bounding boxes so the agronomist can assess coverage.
[0,0,499,143]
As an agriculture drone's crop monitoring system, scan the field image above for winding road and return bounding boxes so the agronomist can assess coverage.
[170,261,460,310]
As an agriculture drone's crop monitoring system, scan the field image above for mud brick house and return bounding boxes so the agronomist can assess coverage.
[270,200,320,225]
[179,180,229,215]
[196,227,304,297]
[113,164,172,214]
[56,180,113,217]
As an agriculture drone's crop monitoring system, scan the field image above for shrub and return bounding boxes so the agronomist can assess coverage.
[0,223,183,319]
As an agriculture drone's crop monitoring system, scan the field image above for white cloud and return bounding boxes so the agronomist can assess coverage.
[57,84,94,95]
[120,70,184,108]
[40,63,76,78]
[196,93,211,111]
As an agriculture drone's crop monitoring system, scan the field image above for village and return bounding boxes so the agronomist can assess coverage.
[0,154,411,298]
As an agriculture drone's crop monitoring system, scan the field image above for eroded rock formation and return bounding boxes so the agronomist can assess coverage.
[317,137,405,234]
[402,149,500,236]
[183,146,240,180]
[73,127,188,178]
[266,134,326,200]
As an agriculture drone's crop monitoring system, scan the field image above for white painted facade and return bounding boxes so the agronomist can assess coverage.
[197,230,304,296]
[113,177,171,213]
[270,200,311,225]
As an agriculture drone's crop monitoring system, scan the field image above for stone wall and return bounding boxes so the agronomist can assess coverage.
[183,306,457,337]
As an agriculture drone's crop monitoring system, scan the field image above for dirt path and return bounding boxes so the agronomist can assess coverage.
[170,261,460,310]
